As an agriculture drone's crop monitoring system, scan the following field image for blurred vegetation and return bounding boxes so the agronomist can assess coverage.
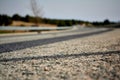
[0,14,12,26]
[0,14,117,27]
[92,19,113,26]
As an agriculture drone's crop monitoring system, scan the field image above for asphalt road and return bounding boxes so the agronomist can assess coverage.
[0,26,110,44]
[0,26,112,53]
[0,26,120,80]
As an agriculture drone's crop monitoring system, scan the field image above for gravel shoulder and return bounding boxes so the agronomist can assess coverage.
[0,28,120,80]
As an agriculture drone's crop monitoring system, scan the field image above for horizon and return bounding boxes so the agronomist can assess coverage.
[0,0,120,22]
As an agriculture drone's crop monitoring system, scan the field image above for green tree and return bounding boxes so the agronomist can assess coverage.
[12,14,21,21]
[24,15,30,22]
[103,19,110,25]
[0,15,3,25]
[0,14,12,26]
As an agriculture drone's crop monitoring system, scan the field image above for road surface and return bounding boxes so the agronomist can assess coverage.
[0,26,120,80]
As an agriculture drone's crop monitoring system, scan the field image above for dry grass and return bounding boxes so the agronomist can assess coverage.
[11,21,57,27]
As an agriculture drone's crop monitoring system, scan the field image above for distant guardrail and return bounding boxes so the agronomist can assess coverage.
[0,26,72,31]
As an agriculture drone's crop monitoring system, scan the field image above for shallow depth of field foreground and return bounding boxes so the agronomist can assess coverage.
[0,28,120,80]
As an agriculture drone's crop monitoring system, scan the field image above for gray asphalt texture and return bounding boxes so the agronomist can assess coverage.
[0,27,120,80]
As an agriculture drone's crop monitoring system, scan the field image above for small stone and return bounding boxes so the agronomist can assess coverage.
[44,67,49,71]
[56,62,61,64]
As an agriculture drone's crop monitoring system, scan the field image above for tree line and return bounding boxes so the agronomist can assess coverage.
[0,14,12,26]
[0,14,114,27]
[0,14,87,26]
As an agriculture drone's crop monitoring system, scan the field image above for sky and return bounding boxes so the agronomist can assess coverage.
[0,0,120,22]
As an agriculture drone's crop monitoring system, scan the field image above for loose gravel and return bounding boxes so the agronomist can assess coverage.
[0,28,120,80]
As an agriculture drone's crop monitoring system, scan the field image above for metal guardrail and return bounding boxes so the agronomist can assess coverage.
[0,26,72,31]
